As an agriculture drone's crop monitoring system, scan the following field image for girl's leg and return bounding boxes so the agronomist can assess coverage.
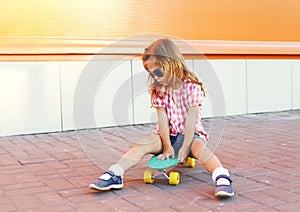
[89,134,163,191]
[190,138,222,173]
[191,138,234,197]
[117,134,163,172]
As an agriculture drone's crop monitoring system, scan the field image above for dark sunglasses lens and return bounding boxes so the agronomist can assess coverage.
[153,69,163,77]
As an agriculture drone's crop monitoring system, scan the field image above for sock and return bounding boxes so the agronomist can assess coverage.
[109,164,124,176]
[212,167,231,186]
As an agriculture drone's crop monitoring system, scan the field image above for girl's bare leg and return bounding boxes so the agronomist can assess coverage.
[191,138,234,197]
[89,134,163,191]
[117,134,163,172]
[191,138,223,173]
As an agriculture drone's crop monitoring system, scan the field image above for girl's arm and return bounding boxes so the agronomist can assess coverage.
[156,107,174,159]
[178,105,199,162]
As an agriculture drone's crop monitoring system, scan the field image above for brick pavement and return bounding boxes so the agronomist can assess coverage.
[0,110,300,211]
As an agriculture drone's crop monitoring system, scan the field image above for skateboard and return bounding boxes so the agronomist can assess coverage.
[143,155,196,185]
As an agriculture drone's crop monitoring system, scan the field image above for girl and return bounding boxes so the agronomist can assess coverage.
[89,38,234,197]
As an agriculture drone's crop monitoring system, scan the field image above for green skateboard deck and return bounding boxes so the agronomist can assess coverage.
[148,155,180,170]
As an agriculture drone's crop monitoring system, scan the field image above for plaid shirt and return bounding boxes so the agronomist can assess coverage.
[152,79,208,143]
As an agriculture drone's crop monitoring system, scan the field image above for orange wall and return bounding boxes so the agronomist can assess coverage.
[0,0,299,41]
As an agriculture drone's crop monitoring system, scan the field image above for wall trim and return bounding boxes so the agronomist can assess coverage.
[1,36,300,61]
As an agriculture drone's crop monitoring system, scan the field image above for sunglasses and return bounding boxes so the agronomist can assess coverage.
[149,69,164,78]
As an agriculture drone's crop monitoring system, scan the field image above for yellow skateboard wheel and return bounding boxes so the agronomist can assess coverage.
[186,157,196,168]
[144,170,154,184]
[169,172,180,185]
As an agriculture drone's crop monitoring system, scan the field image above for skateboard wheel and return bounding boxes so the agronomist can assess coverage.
[186,157,196,168]
[169,172,180,185]
[144,170,154,184]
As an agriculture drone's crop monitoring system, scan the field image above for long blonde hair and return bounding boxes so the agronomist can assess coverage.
[142,38,205,105]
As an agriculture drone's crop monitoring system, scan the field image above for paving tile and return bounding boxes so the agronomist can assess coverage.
[113,179,164,197]
[75,165,102,176]
[148,207,178,212]
[99,196,141,211]
[0,174,18,186]
[0,155,20,166]
[14,172,40,184]
[0,203,17,212]
[172,202,210,212]
[30,205,76,212]
[23,163,54,172]
[249,174,288,186]
[65,189,118,203]
[279,181,300,193]
[4,185,51,197]
[1,181,45,192]
[170,187,211,201]
[0,195,15,211]
[35,191,70,207]
[235,182,268,195]
[241,190,287,206]
[75,201,111,211]
[209,201,264,212]
[65,175,93,188]
[234,166,272,177]
[42,178,77,191]
[259,187,300,202]
[273,199,300,211]
[35,169,77,181]
[9,195,44,210]
[126,190,187,211]
[58,187,93,197]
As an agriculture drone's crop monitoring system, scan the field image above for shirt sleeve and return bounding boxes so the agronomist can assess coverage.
[186,83,203,108]
[152,93,165,108]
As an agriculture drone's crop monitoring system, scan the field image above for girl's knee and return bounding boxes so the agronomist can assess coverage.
[191,139,206,157]
[191,139,214,162]
[136,134,160,145]
[135,135,162,154]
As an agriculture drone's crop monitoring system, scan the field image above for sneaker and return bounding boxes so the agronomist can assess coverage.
[89,171,123,191]
[215,175,234,197]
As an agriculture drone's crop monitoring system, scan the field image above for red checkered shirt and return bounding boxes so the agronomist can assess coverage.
[152,78,208,143]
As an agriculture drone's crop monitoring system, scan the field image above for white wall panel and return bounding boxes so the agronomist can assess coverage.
[94,60,132,127]
[194,60,229,118]
[206,60,247,116]
[247,60,292,113]
[186,60,194,71]
[60,60,132,130]
[292,60,300,109]
[60,61,87,131]
[0,62,61,136]
[132,60,156,124]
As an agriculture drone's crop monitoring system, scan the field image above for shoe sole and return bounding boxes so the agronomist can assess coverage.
[215,191,235,197]
[89,183,124,191]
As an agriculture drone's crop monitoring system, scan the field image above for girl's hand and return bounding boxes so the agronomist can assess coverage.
[157,146,175,160]
[178,146,190,163]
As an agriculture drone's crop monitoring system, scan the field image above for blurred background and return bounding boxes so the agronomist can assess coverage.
[0,0,299,136]
[0,0,299,41]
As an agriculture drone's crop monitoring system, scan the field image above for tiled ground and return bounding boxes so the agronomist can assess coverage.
[0,110,300,211]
